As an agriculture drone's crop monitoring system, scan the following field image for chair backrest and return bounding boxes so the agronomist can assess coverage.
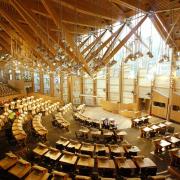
[167,126,175,133]
[98,150,106,156]
[173,132,180,138]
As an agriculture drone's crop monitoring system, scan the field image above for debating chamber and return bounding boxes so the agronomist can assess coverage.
[0,0,180,180]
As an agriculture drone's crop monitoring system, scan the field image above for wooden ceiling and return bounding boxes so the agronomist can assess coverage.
[0,0,180,74]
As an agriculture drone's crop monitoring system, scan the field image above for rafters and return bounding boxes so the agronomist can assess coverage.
[102,23,125,60]
[10,0,56,56]
[150,14,177,48]
[41,0,91,75]
[86,28,123,63]
[0,12,52,67]
[95,14,148,71]
[78,36,91,49]
[81,30,106,55]
[52,0,124,21]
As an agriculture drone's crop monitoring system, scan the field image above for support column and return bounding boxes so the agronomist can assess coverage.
[67,76,72,103]
[50,72,54,97]
[167,48,176,120]
[80,75,84,104]
[31,71,34,92]
[120,61,124,103]
[12,69,16,80]
[106,67,110,101]
[39,69,44,94]
[93,78,97,105]
[60,73,64,103]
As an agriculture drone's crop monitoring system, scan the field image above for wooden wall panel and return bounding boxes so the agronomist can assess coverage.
[151,90,169,119]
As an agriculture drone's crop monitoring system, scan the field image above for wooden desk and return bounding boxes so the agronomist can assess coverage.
[95,144,109,154]
[167,137,180,144]
[77,157,94,168]
[97,158,115,169]
[143,127,152,132]
[159,140,171,148]
[115,159,136,169]
[80,144,95,153]
[8,159,31,178]
[103,131,114,137]
[44,148,61,161]
[90,130,101,136]
[59,154,78,165]
[0,153,18,170]
[33,144,49,156]
[51,170,72,180]
[56,139,70,147]
[134,157,157,176]
[79,128,89,134]
[158,123,166,128]
[135,158,157,169]
[151,125,160,131]
[67,142,82,150]
[25,170,49,180]
[109,145,125,156]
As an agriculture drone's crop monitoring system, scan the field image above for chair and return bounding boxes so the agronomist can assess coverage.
[169,148,179,166]
[153,139,161,154]
[166,126,175,134]
[173,132,180,138]
[158,128,166,136]
[149,131,156,138]
[66,146,75,153]
[97,150,106,156]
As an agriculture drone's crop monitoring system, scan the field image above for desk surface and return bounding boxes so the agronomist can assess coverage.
[97,159,115,169]
[110,145,125,154]
[77,157,94,168]
[103,131,114,136]
[0,157,18,170]
[44,150,61,160]
[90,130,101,136]
[59,154,78,165]
[81,144,95,152]
[115,159,136,169]
[95,145,109,153]
[8,162,31,178]
[135,158,157,168]
[25,170,50,180]
[158,123,166,128]
[167,137,180,144]
[56,139,70,146]
[143,127,152,132]
[151,125,160,130]
[160,140,171,147]
[33,146,49,156]
[67,142,82,150]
